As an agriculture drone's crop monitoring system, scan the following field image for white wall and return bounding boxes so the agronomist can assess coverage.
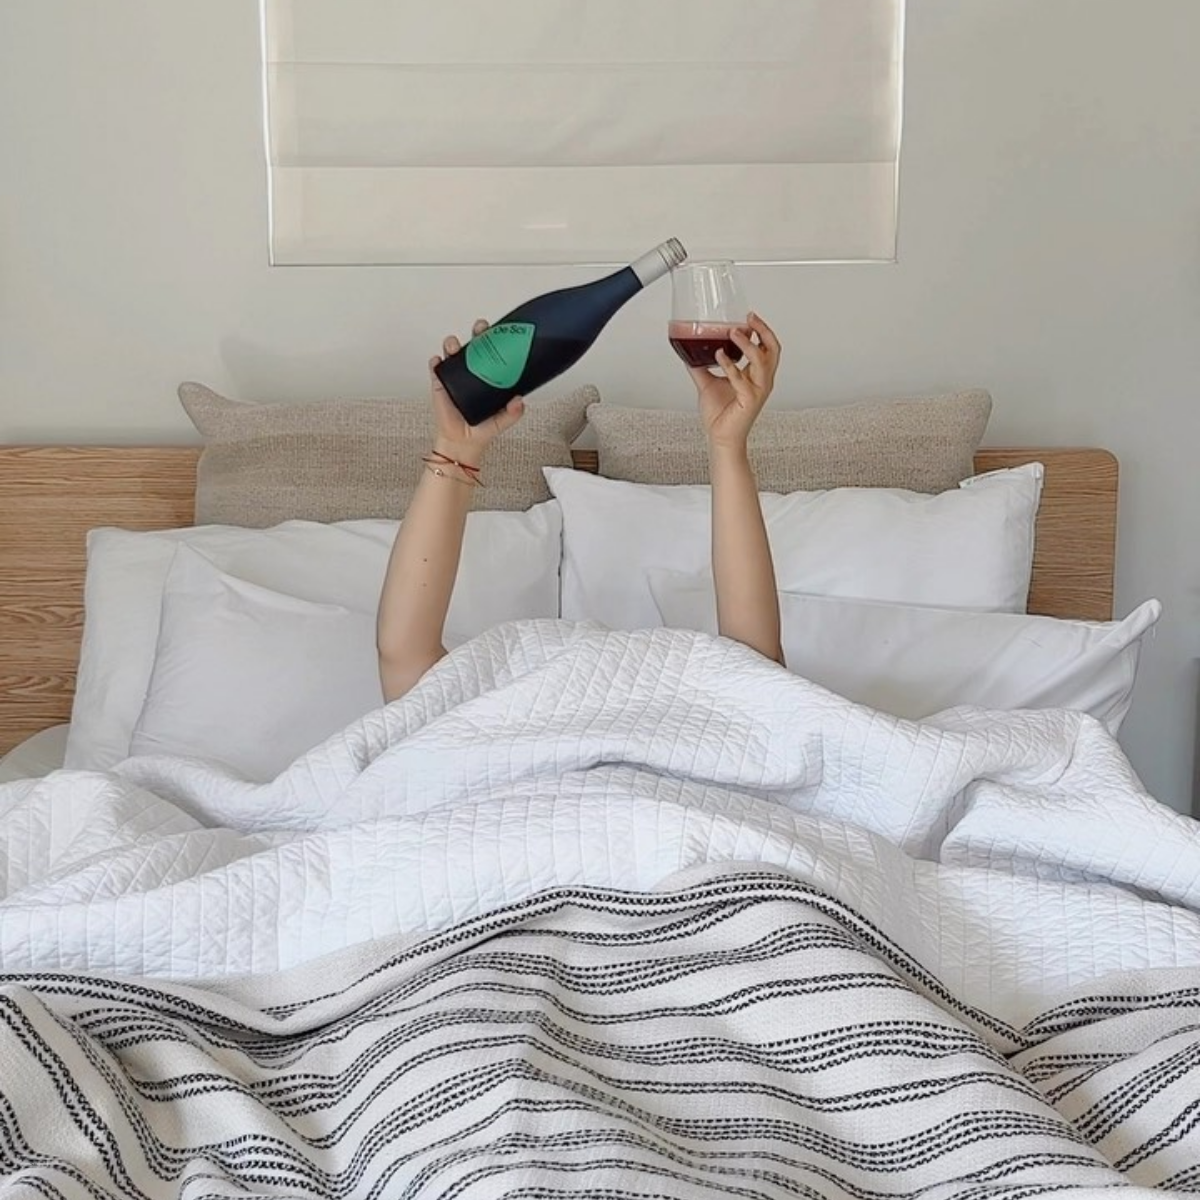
[3,0,1199,811]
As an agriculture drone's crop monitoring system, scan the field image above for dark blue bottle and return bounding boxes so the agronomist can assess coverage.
[436,239,688,425]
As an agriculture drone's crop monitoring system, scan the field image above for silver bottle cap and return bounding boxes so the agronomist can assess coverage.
[658,238,688,270]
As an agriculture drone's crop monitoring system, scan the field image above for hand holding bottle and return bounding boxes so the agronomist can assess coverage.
[687,313,782,450]
[435,240,687,425]
[429,320,525,468]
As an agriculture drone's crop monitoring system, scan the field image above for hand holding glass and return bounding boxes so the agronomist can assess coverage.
[668,261,750,370]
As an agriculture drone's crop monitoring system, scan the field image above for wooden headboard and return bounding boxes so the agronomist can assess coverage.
[0,445,1118,756]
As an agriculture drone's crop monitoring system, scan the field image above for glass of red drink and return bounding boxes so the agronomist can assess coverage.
[668,261,749,370]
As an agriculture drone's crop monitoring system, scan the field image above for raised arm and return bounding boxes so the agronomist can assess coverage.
[686,313,784,665]
[377,322,524,702]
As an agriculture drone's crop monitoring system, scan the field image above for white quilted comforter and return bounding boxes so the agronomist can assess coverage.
[2,621,1198,1009]
[2,621,1200,1196]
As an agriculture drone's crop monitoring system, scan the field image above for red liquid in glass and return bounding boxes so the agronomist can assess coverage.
[668,322,744,368]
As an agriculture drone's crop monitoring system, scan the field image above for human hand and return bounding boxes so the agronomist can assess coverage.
[687,313,781,451]
[429,320,524,466]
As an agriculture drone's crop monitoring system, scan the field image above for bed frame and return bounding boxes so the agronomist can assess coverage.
[0,445,1118,756]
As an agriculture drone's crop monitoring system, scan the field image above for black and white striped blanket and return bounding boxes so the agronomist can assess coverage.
[3,869,1197,1198]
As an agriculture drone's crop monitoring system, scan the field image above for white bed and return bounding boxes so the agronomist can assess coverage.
[2,623,1200,1197]
[6,440,1199,1198]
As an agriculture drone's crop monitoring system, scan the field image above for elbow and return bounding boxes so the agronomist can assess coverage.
[714,615,785,669]
[377,641,445,705]
[757,639,787,669]
[723,631,785,669]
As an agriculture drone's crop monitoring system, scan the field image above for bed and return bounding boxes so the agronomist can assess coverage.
[0,444,1118,760]
[5,440,1200,1198]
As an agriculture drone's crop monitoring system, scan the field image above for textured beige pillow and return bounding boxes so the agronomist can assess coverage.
[588,391,993,493]
[181,383,598,526]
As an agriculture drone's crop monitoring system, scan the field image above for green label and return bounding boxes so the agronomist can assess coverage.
[464,322,535,390]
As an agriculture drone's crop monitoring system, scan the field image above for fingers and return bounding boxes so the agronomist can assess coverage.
[730,326,766,374]
[714,349,751,402]
[689,357,747,393]
[429,354,448,393]
[748,312,780,356]
[739,313,780,395]
[440,321,488,363]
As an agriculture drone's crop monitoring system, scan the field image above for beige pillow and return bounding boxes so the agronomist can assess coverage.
[181,383,598,526]
[588,391,992,493]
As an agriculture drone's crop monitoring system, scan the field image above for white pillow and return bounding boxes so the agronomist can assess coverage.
[0,725,70,784]
[650,571,1162,735]
[546,465,1044,631]
[66,502,563,772]
[130,547,382,780]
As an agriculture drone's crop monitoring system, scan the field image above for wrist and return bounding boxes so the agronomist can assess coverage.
[433,438,484,469]
[707,439,751,467]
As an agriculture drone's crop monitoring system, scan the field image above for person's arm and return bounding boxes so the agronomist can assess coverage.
[377,322,524,702]
[687,312,784,665]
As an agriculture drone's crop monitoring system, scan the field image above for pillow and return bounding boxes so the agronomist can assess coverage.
[0,725,70,785]
[545,465,1044,631]
[588,391,992,492]
[64,502,563,772]
[181,381,597,525]
[650,573,1162,736]
[130,548,382,780]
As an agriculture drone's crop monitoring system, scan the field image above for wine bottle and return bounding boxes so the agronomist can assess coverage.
[435,238,688,425]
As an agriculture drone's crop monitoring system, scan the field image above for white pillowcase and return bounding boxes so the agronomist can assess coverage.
[546,465,1044,631]
[0,725,70,785]
[130,547,382,780]
[66,502,564,772]
[650,571,1161,735]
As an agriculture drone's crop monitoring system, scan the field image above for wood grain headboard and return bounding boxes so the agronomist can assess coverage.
[0,445,1118,756]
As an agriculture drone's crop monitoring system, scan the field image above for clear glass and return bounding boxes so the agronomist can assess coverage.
[668,261,749,369]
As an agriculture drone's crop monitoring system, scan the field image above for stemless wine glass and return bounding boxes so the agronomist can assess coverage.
[668,261,749,370]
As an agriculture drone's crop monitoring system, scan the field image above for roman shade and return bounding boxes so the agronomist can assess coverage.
[263,0,904,265]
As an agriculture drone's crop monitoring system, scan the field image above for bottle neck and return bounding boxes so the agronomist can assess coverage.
[629,238,688,288]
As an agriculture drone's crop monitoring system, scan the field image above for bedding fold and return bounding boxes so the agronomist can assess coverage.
[3,870,1198,1197]
[1,621,1198,1004]
[2,621,1200,1195]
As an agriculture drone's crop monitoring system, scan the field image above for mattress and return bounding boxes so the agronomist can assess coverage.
[0,723,68,783]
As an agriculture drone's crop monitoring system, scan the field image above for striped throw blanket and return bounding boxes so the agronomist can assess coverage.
[3,869,1197,1198]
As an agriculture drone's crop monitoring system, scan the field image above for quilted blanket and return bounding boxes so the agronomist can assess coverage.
[2,621,1200,1197]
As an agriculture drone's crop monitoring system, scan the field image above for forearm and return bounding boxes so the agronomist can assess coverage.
[709,443,784,664]
[377,445,477,701]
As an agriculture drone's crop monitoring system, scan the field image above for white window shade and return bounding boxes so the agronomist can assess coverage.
[263,0,904,266]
